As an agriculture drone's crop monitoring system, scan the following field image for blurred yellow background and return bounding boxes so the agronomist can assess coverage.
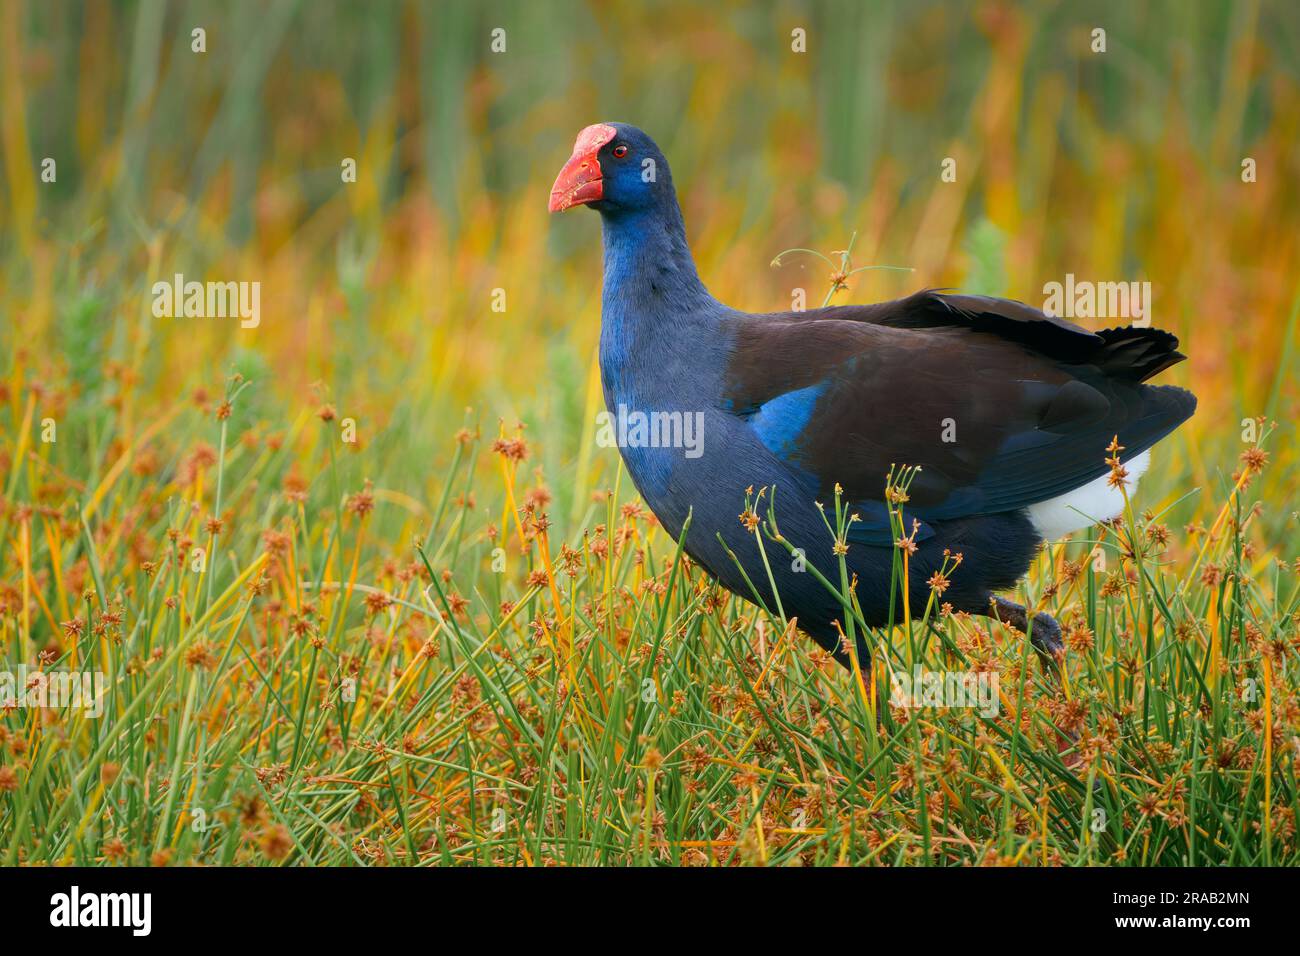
[2,0,1297,539]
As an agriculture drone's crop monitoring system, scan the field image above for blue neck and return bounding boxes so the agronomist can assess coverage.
[599,202,709,307]
[598,202,718,404]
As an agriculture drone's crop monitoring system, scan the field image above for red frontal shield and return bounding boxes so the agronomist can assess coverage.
[549,124,617,212]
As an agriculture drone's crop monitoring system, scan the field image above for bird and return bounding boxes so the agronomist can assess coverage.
[548,122,1196,670]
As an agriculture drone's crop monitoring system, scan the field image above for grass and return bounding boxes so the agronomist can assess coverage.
[1,276,1296,866]
[1,0,1298,866]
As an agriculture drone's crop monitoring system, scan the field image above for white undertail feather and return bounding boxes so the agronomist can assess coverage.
[1026,449,1151,541]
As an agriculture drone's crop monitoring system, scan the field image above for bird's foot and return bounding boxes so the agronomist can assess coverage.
[1028,610,1064,661]
[988,596,1065,677]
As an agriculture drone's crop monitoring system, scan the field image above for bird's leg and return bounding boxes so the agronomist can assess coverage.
[983,597,1092,775]
[982,596,1064,672]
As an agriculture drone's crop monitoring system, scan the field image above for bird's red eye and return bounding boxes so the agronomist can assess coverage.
[612,145,628,158]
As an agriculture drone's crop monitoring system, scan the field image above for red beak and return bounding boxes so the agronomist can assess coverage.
[548,124,617,212]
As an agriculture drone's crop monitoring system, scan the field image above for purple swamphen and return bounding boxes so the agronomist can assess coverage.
[549,122,1196,669]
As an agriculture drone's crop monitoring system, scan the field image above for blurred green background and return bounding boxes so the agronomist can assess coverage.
[2,0,1298,537]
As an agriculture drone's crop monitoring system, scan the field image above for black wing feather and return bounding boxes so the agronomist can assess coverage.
[724,291,1196,530]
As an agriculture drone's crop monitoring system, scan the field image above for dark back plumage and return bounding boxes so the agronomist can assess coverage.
[723,290,1195,541]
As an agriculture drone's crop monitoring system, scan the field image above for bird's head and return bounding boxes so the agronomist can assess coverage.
[548,122,670,216]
